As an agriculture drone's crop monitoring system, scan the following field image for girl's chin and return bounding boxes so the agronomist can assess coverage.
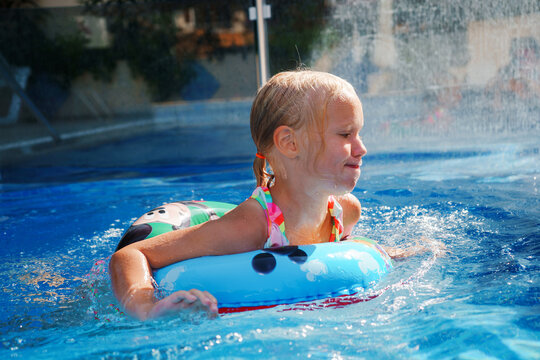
[334,180,359,195]
[310,173,359,195]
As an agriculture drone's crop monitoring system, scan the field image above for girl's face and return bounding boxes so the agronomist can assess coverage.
[306,92,367,194]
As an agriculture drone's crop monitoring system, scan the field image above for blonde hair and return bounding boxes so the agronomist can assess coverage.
[250,69,356,187]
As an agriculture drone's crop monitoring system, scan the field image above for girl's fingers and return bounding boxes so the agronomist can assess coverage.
[201,291,219,313]
[186,289,219,312]
[201,290,218,305]
[172,291,197,304]
[148,289,219,319]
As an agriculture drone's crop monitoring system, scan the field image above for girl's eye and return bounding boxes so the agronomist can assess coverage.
[339,133,351,138]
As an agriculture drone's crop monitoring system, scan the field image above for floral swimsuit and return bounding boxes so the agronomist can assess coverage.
[250,186,344,248]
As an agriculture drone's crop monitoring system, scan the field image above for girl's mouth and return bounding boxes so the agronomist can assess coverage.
[345,161,361,169]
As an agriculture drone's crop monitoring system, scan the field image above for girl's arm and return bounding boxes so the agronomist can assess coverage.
[109,199,267,320]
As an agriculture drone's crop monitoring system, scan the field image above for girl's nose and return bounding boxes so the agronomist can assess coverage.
[352,136,367,157]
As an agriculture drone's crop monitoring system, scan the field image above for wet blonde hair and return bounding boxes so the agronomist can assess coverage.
[250,69,357,187]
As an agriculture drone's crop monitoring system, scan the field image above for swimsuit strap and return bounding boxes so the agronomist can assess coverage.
[250,186,344,247]
[328,196,344,242]
[250,186,288,248]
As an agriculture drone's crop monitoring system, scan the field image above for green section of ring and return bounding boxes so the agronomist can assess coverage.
[147,222,174,239]
[186,201,236,226]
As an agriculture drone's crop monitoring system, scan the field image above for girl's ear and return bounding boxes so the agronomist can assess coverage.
[273,125,298,158]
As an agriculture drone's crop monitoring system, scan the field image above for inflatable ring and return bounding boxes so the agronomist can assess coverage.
[117,201,393,313]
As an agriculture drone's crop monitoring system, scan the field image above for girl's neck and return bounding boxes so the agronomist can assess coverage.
[269,178,332,244]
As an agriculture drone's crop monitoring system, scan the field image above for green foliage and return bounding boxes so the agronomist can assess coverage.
[266,0,327,73]
[0,1,196,101]
[1,0,331,100]
[81,0,195,101]
[0,4,114,88]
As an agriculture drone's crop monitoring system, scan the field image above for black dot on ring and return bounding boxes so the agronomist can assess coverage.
[252,253,277,274]
[288,249,308,264]
[158,210,166,214]
[265,246,297,256]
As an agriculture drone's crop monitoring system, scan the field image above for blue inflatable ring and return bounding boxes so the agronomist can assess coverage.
[117,201,393,313]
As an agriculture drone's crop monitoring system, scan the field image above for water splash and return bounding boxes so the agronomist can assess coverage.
[312,0,540,142]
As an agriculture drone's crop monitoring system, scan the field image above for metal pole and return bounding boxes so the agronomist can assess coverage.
[0,54,61,142]
[255,0,270,87]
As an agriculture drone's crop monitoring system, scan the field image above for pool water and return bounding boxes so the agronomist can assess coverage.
[1,131,539,359]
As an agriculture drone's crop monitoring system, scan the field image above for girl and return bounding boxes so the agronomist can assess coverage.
[110,70,381,320]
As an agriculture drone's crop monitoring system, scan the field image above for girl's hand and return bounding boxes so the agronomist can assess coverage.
[146,289,219,319]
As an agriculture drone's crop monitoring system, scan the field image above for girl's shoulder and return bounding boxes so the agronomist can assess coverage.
[226,197,269,236]
[334,193,362,236]
[226,197,268,226]
[335,192,361,212]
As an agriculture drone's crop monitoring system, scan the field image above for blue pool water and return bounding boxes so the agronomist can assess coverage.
[1,126,539,358]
